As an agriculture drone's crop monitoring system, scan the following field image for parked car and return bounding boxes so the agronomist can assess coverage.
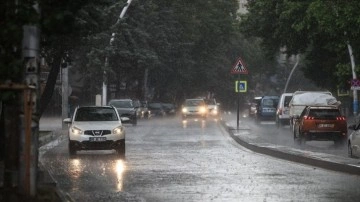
[248,96,262,118]
[276,93,293,128]
[293,105,347,146]
[140,100,151,118]
[205,98,220,117]
[132,99,142,118]
[181,98,208,120]
[63,106,126,157]
[162,103,176,116]
[347,122,360,158]
[255,96,279,122]
[288,91,336,132]
[148,102,166,117]
[108,99,137,126]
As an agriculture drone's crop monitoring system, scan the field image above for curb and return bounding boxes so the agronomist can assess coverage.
[220,120,360,175]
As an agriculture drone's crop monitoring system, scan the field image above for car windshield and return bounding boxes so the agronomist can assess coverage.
[149,103,162,108]
[74,107,118,121]
[185,100,203,106]
[109,100,133,108]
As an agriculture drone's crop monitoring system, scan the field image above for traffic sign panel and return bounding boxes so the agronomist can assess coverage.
[231,57,248,74]
[235,80,247,93]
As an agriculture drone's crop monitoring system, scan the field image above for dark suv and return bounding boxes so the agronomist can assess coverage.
[255,96,279,122]
[293,105,347,145]
[108,99,137,126]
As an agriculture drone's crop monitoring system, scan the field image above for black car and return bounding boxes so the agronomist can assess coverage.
[108,99,137,125]
[148,102,166,117]
[162,103,176,116]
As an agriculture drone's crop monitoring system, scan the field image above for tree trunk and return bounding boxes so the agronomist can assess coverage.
[39,53,63,117]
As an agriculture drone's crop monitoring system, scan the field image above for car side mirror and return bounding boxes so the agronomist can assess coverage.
[63,118,72,124]
[121,117,130,123]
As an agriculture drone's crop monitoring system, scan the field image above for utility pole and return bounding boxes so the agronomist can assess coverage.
[21,24,40,197]
[102,0,133,105]
[62,60,69,129]
[347,42,358,116]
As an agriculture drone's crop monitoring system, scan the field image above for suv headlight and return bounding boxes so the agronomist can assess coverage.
[71,126,82,135]
[199,106,206,113]
[182,107,188,113]
[113,126,124,135]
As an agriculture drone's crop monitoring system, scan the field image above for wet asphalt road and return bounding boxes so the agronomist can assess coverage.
[40,115,360,202]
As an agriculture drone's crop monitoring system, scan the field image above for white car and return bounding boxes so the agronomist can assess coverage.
[205,98,220,117]
[348,122,360,158]
[63,106,127,157]
[276,93,293,128]
[181,98,208,120]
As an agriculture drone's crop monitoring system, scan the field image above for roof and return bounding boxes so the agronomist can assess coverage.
[290,92,340,106]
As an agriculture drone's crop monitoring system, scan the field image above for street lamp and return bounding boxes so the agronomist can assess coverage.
[102,0,133,105]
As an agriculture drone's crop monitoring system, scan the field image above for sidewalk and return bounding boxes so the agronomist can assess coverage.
[221,112,360,175]
[0,116,67,201]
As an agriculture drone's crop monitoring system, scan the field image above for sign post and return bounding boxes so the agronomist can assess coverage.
[231,57,248,130]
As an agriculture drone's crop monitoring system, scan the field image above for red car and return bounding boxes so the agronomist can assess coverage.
[293,105,347,145]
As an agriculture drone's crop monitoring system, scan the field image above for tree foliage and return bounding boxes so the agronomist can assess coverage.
[239,0,360,91]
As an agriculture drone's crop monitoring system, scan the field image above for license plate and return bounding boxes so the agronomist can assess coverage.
[89,137,106,142]
[318,124,334,128]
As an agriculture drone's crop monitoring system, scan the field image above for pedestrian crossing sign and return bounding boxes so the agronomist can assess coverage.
[231,57,248,74]
[235,80,247,93]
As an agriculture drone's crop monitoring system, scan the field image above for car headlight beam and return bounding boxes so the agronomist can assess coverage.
[113,126,123,135]
[71,126,83,135]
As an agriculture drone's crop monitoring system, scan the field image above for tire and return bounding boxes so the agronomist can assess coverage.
[276,118,282,128]
[132,116,137,126]
[348,142,353,158]
[117,140,125,158]
[69,141,77,156]
[293,125,305,145]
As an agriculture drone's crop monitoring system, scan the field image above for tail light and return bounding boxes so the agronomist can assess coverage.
[336,116,346,121]
[304,116,315,120]
[277,108,283,115]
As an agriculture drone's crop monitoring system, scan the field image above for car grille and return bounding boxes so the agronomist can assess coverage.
[84,130,111,136]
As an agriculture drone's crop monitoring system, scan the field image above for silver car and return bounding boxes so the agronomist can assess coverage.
[348,121,360,158]
[63,106,126,157]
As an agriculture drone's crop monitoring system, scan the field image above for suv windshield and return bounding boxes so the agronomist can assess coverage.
[74,107,118,121]
[185,99,204,106]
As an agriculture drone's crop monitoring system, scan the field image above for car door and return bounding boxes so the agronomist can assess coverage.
[353,123,360,156]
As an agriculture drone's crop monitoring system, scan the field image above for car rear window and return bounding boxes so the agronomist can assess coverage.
[284,96,293,107]
[308,108,340,119]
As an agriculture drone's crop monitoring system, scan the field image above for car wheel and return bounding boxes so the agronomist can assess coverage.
[117,140,125,158]
[132,117,137,126]
[276,118,282,128]
[69,142,77,156]
[348,142,353,158]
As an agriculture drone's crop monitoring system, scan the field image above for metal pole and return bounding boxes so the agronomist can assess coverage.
[283,54,299,94]
[237,74,240,130]
[347,42,358,116]
[62,65,69,128]
[102,0,133,105]
[22,24,40,197]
